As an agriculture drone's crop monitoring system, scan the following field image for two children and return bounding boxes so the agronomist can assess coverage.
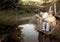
[35,9,56,32]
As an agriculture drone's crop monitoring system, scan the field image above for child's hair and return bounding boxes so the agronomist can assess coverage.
[38,8,46,13]
[38,8,46,16]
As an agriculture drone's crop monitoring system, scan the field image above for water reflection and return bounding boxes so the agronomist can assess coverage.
[19,24,38,42]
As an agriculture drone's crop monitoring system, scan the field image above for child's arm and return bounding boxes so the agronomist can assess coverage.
[35,15,42,20]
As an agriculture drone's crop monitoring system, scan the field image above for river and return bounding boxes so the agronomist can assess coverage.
[18,24,38,42]
[0,24,58,42]
[18,24,59,42]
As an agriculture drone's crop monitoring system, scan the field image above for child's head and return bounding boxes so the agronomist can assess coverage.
[38,9,46,16]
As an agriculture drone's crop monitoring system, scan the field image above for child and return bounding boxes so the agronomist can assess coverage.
[44,12,57,32]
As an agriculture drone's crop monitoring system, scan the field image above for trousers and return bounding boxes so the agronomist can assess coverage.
[42,22,51,31]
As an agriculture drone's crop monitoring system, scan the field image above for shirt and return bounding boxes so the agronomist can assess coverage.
[46,16,56,26]
[42,12,49,19]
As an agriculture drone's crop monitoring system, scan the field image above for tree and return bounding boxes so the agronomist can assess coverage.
[0,0,19,10]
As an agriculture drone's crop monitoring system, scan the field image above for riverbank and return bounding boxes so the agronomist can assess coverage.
[0,10,35,27]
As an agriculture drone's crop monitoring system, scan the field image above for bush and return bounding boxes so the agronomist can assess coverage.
[0,0,19,10]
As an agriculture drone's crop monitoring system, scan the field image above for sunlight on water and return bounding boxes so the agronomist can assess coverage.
[18,24,38,42]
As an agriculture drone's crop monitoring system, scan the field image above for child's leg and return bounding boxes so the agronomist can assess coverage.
[40,20,43,30]
[42,22,46,31]
[46,22,50,31]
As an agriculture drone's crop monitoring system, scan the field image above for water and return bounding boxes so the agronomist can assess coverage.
[18,24,38,42]
[0,24,59,42]
[18,24,58,42]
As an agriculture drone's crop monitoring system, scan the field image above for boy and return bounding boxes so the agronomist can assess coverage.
[36,10,49,32]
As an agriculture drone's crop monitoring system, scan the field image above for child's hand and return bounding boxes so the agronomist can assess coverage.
[35,15,40,18]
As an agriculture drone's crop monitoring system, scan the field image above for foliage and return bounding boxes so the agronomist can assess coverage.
[0,0,19,10]
[0,26,23,42]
